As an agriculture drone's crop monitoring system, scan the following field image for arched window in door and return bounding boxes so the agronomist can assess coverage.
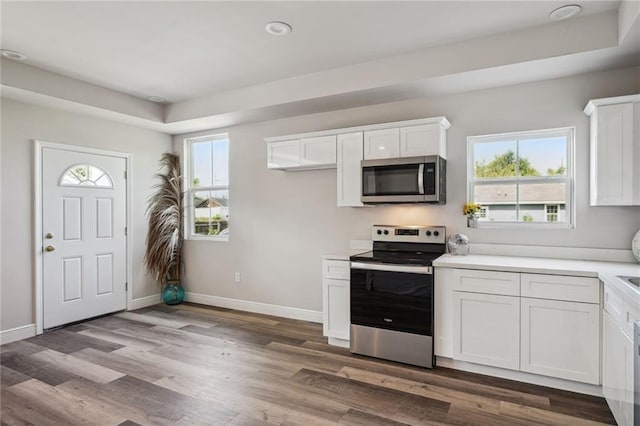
[59,164,114,188]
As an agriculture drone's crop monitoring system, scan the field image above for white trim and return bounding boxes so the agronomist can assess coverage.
[467,126,575,229]
[184,292,323,323]
[34,140,133,335]
[128,294,162,310]
[583,93,640,116]
[436,356,602,397]
[0,324,37,345]
[264,116,451,143]
[184,133,230,242]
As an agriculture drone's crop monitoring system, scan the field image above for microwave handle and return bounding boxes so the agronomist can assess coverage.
[418,163,425,195]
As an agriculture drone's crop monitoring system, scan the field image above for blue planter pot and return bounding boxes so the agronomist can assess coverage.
[162,281,185,305]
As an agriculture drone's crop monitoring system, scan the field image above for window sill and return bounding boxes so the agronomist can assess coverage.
[186,235,229,242]
[472,221,574,230]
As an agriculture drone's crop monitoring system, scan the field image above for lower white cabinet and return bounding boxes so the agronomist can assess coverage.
[603,311,634,426]
[444,267,602,385]
[520,298,600,384]
[453,291,520,369]
[322,259,350,346]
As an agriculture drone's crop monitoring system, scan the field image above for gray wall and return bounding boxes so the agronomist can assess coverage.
[173,67,640,313]
[1,99,172,331]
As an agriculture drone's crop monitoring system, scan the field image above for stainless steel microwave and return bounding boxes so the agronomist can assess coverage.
[361,156,446,204]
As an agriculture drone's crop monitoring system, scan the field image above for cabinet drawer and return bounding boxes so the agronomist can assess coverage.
[452,269,520,296]
[323,260,350,280]
[521,273,599,303]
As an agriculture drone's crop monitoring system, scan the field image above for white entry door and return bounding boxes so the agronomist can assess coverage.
[42,146,127,329]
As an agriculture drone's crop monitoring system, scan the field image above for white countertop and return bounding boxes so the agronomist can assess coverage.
[433,254,640,300]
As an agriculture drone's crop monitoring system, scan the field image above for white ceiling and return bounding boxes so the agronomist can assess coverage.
[0,1,623,103]
[1,1,638,134]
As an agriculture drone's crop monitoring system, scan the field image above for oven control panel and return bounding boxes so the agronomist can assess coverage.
[372,225,446,244]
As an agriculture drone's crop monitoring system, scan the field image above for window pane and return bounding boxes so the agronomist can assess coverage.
[517,182,566,223]
[473,140,517,178]
[193,190,229,236]
[192,139,229,188]
[519,136,567,177]
[473,184,518,222]
[60,164,113,188]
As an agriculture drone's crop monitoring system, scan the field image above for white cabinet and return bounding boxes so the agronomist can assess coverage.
[603,311,634,426]
[584,94,640,206]
[363,128,400,159]
[453,291,520,370]
[267,136,336,170]
[267,140,300,169]
[337,132,364,207]
[322,259,350,347]
[602,278,639,426]
[520,298,600,384]
[300,135,336,167]
[444,267,602,384]
[400,123,447,158]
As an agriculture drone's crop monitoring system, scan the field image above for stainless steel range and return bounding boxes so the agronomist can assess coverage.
[349,225,446,368]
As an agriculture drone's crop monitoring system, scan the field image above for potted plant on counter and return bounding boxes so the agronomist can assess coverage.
[463,202,482,228]
[145,152,185,305]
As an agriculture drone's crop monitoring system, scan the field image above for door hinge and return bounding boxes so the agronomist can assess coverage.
[124,170,127,179]
[124,226,128,236]
[125,282,128,291]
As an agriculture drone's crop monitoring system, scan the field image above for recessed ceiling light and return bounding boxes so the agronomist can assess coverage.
[1,49,27,61]
[549,4,582,21]
[265,21,292,36]
[147,96,167,103]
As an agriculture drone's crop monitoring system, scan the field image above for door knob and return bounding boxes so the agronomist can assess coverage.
[45,233,54,239]
[45,245,55,252]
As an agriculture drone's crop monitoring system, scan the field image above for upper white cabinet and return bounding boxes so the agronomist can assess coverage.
[267,140,301,169]
[584,94,640,206]
[363,128,400,159]
[337,132,364,207]
[267,136,336,170]
[265,116,449,172]
[300,135,337,167]
[400,123,447,158]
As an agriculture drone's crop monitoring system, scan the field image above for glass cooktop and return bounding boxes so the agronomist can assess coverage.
[350,250,443,266]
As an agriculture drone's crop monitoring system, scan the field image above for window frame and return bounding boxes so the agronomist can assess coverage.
[183,133,230,242]
[467,127,575,229]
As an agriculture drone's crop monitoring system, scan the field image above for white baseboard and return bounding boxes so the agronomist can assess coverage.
[436,356,602,397]
[128,294,161,310]
[0,324,36,345]
[184,292,322,323]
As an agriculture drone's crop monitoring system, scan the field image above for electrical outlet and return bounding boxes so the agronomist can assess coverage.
[234,272,241,283]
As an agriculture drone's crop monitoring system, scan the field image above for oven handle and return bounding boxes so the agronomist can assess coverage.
[351,261,432,275]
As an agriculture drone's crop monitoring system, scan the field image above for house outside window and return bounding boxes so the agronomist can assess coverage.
[467,127,574,228]
[184,134,229,241]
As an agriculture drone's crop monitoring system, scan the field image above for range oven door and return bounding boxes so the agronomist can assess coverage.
[350,261,435,368]
[350,261,433,336]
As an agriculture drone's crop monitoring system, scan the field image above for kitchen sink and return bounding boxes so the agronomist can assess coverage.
[618,276,640,287]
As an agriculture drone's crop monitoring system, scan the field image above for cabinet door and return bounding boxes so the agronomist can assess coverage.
[300,135,336,167]
[592,102,635,205]
[603,311,634,426]
[520,298,600,384]
[267,140,300,169]
[337,132,364,207]
[322,278,350,340]
[363,128,400,159]
[400,124,446,158]
[453,291,520,370]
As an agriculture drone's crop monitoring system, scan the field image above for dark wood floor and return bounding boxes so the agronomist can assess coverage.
[1,303,615,425]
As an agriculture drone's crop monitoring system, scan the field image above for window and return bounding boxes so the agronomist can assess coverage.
[185,134,229,240]
[60,164,113,188]
[467,127,573,227]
